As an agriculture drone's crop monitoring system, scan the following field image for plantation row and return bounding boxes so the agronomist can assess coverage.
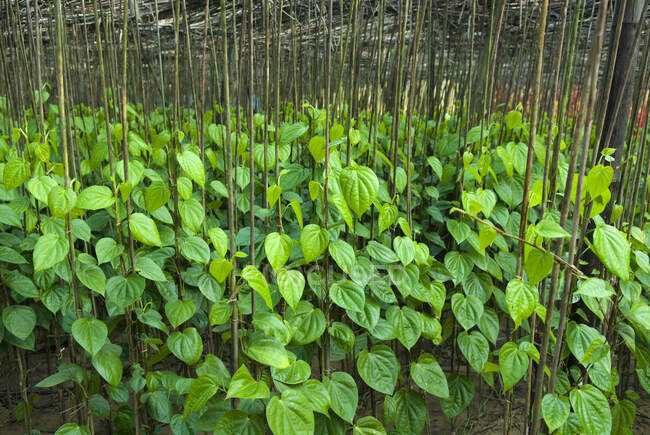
[0,94,647,435]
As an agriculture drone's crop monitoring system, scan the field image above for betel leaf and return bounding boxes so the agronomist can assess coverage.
[76,185,114,210]
[451,293,483,330]
[505,278,537,329]
[356,345,399,395]
[208,227,229,258]
[183,375,219,419]
[129,213,162,247]
[276,269,305,311]
[498,341,528,392]
[330,194,355,231]
[71,317,108,356]
[353,416,386,435]
[214,410,264,435]
[106,274,146,309]
[144,181,170,213]
[339,165,379,218]
[33,232,69,271]
[392,389,427,435]
[91,344,123,386]
[300,224,329,264]
[177,150,205,188]
[541,394,570,433]
[241,265,273,309]
[135,257,167,282]
[524,249,553,286]
[226,364,270,399]
[179,236,210,264]
[393,236,415,266]
[387,305,422,350]
[165,299,196,329]
[440,374,474,420]
[209,258,233,283]
[244,331,291,369]
[457,330,489,373]
[328,239,356,274]
[2,305,36,340]
[53,423,91,435]
[569,384,611,434]
[48,185,77,218]
[77,263,107,295]
[366,241,399,264]
[325,371,358,423]
[591,219,630,280]
[330,279,365,312]
[298,379,331,415]
[410,353,449,399]
[96,238,124,264]
[447,219,471,244]
[265,232,293,272]
[271,359,311,384]
[167,327,203,365]
[267,390,314,435]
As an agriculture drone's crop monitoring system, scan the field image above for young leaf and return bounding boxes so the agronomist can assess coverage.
[71,317,108,356]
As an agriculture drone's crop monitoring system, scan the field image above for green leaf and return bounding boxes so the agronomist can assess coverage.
[72,317,108,356]
[2,305,36,340]
[535,216,569,239]
[353,416,386,435]
[277,269,305,311]
[209,258,233,283]
[330,194,355,231]
[592,221,630,280]
[36,363,83,387]
[444,251,474,284]
[180,236,210,264]
[267,390,315,435]
[271,359,311,384]
[498,341,528,391]
[392,389,427,435]
[329,239,356,274]
[357,345,399,395]
[3,158,30,190]
[542,394,570,433]
[451,293,484,330]
[183,375,218,419]
[265,232,293,272]
[525,249,553,286]
[393,236,415,266]
[244,331,291,369]
[575,278,615,299]
[440,374,474,420]
[226,364,270,399]
[144,181,170,212]
[167,327,203,365]
[33,232,69,271]
[53,423,91,435]
[3,270,38,298]
[387,305,422,350]
[106,274,145,309]
[297,379,330,415]
[96,238,124,264]
[48,185,77,218]
[129,213,162,247]
[300,224,329,263]
[208,227,229,257]
[339,165,379,217]
[179,198,204,232]
[569,384,611,434]
[177,150,205,188]
[165,299,196,329]
[505,278,537,329]
[76,185,114,210]
[458,331,489,373]
[214,410,264,435]
[366,241,399,264]
[242,265,273,309]
[91,344,123,386]
[134,257,167,282]
[447,219,471,244]
[0,246,27,264]
[612,399,635,435]
[0,203,22,227]
[77,263,107,295]
[330,279,366,312]
[410,353,449,399]
[325,372,358,423]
